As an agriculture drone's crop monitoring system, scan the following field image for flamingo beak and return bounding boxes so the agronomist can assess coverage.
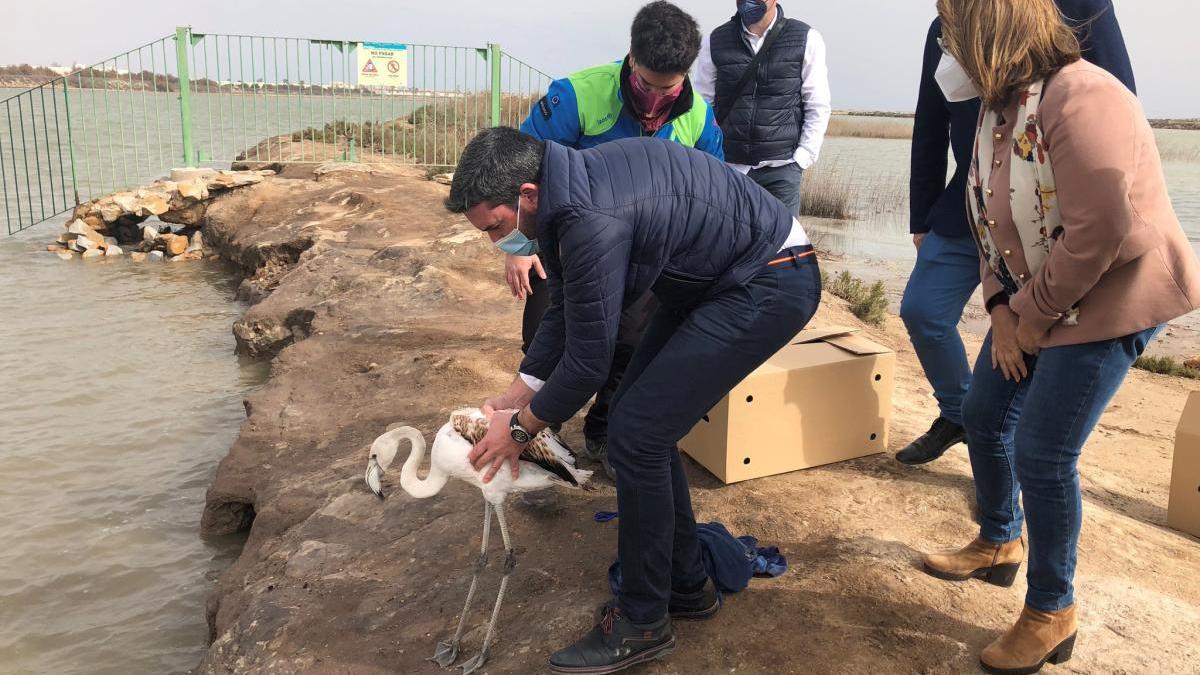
[365,458,387,499]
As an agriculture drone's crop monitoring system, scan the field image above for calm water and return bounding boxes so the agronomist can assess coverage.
[0,231,267,674]
[0,87,477,233]
[807,118,1200,261]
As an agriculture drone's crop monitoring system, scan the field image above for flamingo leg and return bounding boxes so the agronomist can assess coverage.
[459,501,514,675]
[431,500,492,668]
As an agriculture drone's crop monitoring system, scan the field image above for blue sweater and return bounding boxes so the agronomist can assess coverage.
[519,138,794,425]
[910,1,1136,237]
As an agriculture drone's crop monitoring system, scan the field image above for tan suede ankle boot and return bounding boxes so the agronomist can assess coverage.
[922,536,1025,587]
[980,605,1077,674]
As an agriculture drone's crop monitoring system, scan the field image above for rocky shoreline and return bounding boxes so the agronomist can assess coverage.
[71,162,1195,673]
[45,169,269,263]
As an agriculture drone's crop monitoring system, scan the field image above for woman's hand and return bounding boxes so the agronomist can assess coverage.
[504,254,546,300]
[990,306,1029,382]
[467,409,526,482]
[1016,319,1045,356]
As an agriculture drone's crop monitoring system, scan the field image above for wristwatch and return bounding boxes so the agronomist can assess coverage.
[509,410,533,444]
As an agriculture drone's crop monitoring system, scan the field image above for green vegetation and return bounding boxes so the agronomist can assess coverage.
[285,93,538,166]
[1133,355,1200,379]
[822,270,888,327]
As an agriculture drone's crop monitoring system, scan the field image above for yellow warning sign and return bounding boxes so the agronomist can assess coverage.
[357,42,407,87]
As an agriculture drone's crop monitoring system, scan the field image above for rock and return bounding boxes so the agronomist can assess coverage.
[207,171,264,191]
[143,224,160,241]
[284,541,351,579]
[55,250,75,261]
[207,174,236,190]
[431,172,454,186]
[147,250,165,262]
[73,237,98,252]
[170,250,203,262]
[83,215,106,232]
[81,248,104,259]
[176,178,209,201]
[1185,356,1200,370]
[71,203,92,222]
[113,190,170,217]
[111,192,139,213]
[160,201,207,226]
[170,167,217,183]
[67,219,104,244]
[188,231,204,253]
[162,233,189,256]
[139,192,173,217]
[104,236,119,248]
[105,244,124,256]
[130,252,147,262]
[98,199,124,223]
[46,243,64,252]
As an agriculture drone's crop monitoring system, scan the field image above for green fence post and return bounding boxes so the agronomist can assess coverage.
[489,43,501,127]
[175,26,195,167]
[60,78,81,206]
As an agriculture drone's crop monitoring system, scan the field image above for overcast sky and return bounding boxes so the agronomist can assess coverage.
[5,1,1197,117]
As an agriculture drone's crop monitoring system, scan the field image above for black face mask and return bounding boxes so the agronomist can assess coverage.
[737,0,768,25]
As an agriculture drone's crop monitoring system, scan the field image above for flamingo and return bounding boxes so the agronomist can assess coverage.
[364,407,592,674]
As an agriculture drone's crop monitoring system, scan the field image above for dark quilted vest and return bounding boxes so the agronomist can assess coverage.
[711,7,810,165]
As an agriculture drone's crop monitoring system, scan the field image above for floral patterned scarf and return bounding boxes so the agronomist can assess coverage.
[969,79,1079,325]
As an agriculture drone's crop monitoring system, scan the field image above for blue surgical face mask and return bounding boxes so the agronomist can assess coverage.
[494,198,539,256]
[737,0,768,25]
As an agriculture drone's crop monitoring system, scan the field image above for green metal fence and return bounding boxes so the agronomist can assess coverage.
[0,27,552,235]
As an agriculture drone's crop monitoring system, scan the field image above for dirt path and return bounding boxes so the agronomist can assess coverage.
[193,164,1200,674]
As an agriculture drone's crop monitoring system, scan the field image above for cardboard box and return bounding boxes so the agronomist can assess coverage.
[680,326,895,484]
[1168,391,1200,538]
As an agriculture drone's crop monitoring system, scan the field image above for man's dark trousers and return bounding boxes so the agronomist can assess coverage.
[747,163,804,218]
[523,273,658,440]
[606,248,821,623]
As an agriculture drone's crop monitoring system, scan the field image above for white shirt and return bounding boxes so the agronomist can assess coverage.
[692,13,831,172]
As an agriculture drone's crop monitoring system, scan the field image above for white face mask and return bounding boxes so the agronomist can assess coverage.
[494,198,539,256]
[934,53,981,103]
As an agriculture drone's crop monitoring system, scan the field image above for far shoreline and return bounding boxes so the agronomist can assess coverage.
[835,109,1200,131]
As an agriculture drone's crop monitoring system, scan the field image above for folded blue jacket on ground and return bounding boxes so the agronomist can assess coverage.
[603,519,788,597]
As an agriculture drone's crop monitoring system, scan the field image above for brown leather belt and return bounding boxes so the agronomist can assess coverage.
[767,249,817,267]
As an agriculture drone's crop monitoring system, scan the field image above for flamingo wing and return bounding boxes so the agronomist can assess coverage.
[520,430,588,487]
[450,410,589,487]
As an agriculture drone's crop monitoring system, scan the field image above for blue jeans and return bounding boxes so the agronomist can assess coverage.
[962,325,1162,611]
[747,163,803,218]
[607,247,821,623]
[900,232,981,425]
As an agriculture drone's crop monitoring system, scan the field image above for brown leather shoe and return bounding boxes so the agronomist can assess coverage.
[922,536,1025,587]
[980,605,1077,674]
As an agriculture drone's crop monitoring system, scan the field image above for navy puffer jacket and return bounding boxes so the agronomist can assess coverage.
[710,4,811,165]
[520,137,794,425]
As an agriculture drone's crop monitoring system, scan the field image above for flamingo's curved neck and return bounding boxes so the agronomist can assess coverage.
[398,428,449,498]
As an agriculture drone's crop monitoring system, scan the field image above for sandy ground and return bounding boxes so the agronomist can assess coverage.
[192,164,1200,674]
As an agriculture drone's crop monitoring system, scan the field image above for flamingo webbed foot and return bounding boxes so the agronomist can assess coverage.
[458,649,489,675]
[430,640,459,668]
